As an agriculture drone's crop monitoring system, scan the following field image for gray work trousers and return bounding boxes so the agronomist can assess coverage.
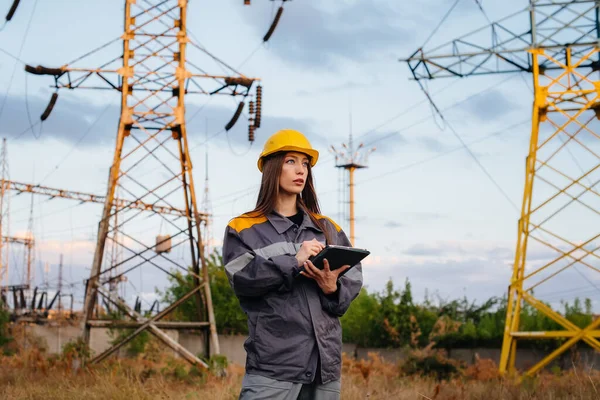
[238,373,341,400]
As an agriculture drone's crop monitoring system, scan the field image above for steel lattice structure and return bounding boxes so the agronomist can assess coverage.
[26,0,263,368]
[0,179,205,219]
[403,0,600,375]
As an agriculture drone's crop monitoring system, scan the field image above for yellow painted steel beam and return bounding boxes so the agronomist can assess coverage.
[500,45,600,375]
[526,315,600,376]
[512,330,600,338]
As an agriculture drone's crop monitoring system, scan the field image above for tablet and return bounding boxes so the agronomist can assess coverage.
[297,245,370,277]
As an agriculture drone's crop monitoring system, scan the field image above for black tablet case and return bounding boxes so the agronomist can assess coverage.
[305,245,370,273]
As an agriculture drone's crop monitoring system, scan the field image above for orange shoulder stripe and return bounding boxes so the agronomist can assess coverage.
[227,213,268,233]
[314,214,342,233]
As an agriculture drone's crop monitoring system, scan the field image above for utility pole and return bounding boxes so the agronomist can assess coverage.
[403,0,600,375]
[202,121,213,259]
[57,254,63,353]
[330,126,375,246]
[0,138,9,294]
[44,261,49,289]
[25,192,34,290]
[25,0,272,368]
[57,254,63,316]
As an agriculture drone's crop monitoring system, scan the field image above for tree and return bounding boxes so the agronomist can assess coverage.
[206,252,248,335]
[0,303,10,348]
[340,288,381,346]
[158,250,248,335]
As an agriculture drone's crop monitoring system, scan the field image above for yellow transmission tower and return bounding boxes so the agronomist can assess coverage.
[403,0,600,375]
[25,0,271,368]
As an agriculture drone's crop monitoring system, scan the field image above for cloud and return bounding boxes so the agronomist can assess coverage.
[2,92,323,149]
[362,246,593,304]
[375,213,446,231]
[401,240,569,265]
[360,130,407,154]
[417,136,452,153]
[248,1,412,68]
[384,221,403,229]
[403,240,503,259]
[459,89,517,122]
[0,94,120,146]
[36,238,96,266]
[401,212,446,222]
[405,243,448,257]
[487,246,513,261]
[295,80,376,97]
[363,257,512,302]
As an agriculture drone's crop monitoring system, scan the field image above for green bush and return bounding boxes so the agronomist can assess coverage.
[202,354,228,377]
[62,337,92,360]
[0,304,11,348]
[107,317,151,357]
[159,251,596,352]
[400,349,464,380]
[158,251,248,335]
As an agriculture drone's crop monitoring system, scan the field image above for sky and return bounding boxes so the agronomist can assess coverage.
[0,0,599,313]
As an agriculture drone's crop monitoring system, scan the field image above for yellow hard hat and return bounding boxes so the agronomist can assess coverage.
[257,129,319,172]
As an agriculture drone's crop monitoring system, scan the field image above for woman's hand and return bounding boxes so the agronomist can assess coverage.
[300,259,350,295]
[295,239,325,266]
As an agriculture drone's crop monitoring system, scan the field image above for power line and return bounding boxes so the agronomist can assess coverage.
[208,73,521,210]
[199,57,519,214]
[363,74,518,149]
[194,5,515,215]
[0,47,24,64]
[11,120,40,140]
[0,0,38,122]
[11,202,89,225]
[24,73,41,140]
[352,119,529,187]
[415,78,519,211]
[474,0,493,25]
[215,118,529,212]
[422,0,462,48]
[318,73,518,168]
[356,80,461,143]
[236,42,264,70]
[38,100,115,185]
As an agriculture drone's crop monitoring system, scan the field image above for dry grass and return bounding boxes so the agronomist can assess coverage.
[1,350,600,399]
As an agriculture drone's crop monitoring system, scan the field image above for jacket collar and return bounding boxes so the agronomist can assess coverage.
[267,209,323,234]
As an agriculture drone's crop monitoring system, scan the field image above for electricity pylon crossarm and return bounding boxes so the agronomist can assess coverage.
[1,179,207,219]
[26,0,264,368]
[402,1,600,376]
[405,1,600,79]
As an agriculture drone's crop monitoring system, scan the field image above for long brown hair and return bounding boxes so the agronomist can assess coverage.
[248,152,332,244]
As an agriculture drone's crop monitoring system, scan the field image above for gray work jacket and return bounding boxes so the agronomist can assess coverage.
[222,210,363,384]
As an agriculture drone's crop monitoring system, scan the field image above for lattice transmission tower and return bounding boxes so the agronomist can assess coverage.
[404,0,600,375]
[26,0,269,367]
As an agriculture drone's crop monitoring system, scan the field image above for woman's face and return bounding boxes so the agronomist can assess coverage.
[279,151,309,195]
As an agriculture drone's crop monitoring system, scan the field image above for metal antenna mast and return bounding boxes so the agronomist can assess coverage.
[202,128,212,258]
[26,0,264,368]
[0,138,9,294]
[403,0,600,375]
[330,112,375,246]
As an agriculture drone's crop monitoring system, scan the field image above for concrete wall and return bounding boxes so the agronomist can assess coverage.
[25,324,179,357]
[24,327,600,371]
[26,324,80,354]
[353,345,600,371]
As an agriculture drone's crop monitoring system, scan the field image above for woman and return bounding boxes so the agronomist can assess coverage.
[222,129,363,400]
